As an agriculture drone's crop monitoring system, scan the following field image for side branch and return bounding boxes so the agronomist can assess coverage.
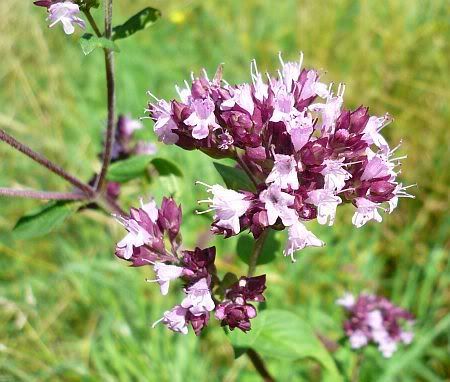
[0,129,95,197]
[247,349,275,382]
[0,188,86,201]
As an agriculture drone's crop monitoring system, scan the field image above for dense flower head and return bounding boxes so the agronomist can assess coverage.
[147,53,414,261]
[337,293,415,357]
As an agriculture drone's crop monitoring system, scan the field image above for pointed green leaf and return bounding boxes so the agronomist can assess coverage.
[13,201,81,240]
[106,155,153,183]
[112,7,161,41]
[227,310,342,381]
[213,162,256,192]
[151,158,183,177]
[80,33,120,55]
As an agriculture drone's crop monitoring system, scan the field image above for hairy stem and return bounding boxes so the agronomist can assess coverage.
[0,129,95,197]
[95,0,116,192]
[247,229,269,277]
[247,349,275,382]
[0,188,87,201]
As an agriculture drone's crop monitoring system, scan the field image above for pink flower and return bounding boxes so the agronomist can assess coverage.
[153,305,189,335]
[265,154,299,190]
[181,278,215,315]
[320,159,351,191]
[309,85,345,133]
[283,221,324,261]
[270,88,298,123]
[184,98,221,139]
[259,184,298,226]
[148,263,184,295]
[150,99,179,144]
[352,197,383,228]
[250,60,269,102]
[116,219,151,260]
[47,1,85,35]
[221,84,254,115]
[362,114,391,150]
[198,183,251,234]
[285,111,314,152]
[306,189,342,226]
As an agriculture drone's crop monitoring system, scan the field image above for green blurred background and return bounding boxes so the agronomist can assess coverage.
[0,0,449,380]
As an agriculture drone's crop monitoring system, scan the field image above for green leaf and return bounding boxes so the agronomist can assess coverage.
[79,33,120,55]
[112,7,161,41]
[106,155,153,183]
[13,201,81,240]
[151,158,183,196]
[236,230,281,266]
[227,310,342,381]
[151,158,183,177]
[213,162,256,192]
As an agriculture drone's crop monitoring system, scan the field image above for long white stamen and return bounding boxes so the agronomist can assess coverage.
[152,316,165,328]
[197,199,212,204]
[195,180,212,188]
[145,278,160,283]
[299,51,304,70]
[278,51,284,66]
[147,91,161,103]
[195,208,214,215]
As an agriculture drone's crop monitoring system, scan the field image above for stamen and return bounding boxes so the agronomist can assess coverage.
[298,51,304,69]
[197,199,213,204]
[146,91,161,103]
[152,316,165,328]
[195,209,214,215]
[145,278,160,283]
[195,180,212,188]
[278,51,284,66]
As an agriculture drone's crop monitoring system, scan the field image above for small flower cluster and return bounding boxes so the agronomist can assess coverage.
[115,197,266,335]
[147,53,414,261]
[34,1,86,35]
[337,293,415,357]
[88,115,156,203]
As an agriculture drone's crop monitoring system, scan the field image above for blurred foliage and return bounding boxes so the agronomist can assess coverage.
[0,0,449,380]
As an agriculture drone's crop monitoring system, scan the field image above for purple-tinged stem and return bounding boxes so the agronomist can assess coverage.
[0,188,86,200]
[247,349,275,382]
[245,230,274,381]
[247,229,268,277]
[0,129,95,197]
[95,0,116,192]
[235,150,259,188]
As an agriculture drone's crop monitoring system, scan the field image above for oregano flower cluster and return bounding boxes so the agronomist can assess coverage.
[147,54,414,261]
[114,197,266,335]
[337,293,415,357]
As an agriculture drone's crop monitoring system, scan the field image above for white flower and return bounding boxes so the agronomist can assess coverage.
[306,189,342,226]
[47,2,85,35]
[352,197,383,228]
[300,69,330,99]
[221,84,254,115]
[320,159,351,191]
[278,52,303,91]
[283,220,324,262]
[198,183,250,234]
[259,184,298,226]
[184,98,220,139]
[148,263,184,295]
[181,278,215,315]
[265,154,299,190]
[336,293,355,310]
